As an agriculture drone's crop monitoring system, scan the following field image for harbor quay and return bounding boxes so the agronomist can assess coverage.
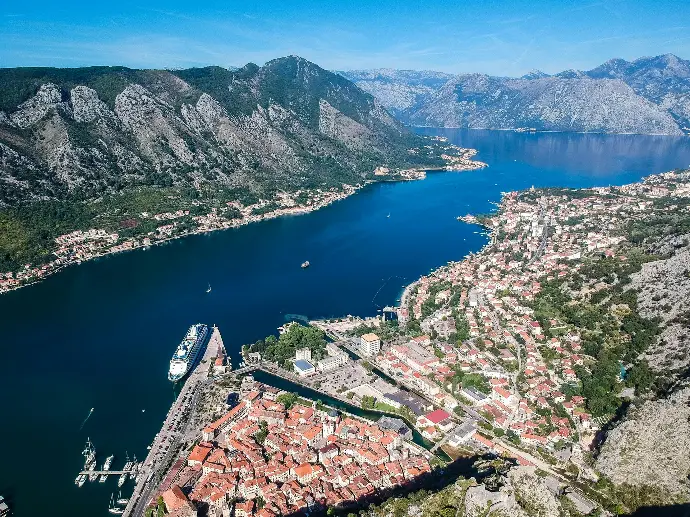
[123,324,452,517]
[123,325,227,516]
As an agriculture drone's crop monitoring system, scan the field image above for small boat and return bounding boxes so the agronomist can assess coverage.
[75,474,87,487]
[301,261,310,268]
[116,491,129,505]
[0,495,10,516]
[118,453,132,487]
[206,283,211,293]
[129,455,138,480]
[99,454,114,482]
[82,438,96,468]
[108,494,124,515]
[386,213,390,218]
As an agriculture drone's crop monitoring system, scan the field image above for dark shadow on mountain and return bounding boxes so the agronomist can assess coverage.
[275,453,503,517]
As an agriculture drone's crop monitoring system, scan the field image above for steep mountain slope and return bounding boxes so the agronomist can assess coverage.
[339,69,454,119]
[409,74,679,133]
[587,53,690,130]
[343,54,690,134]
[0,57,443,207]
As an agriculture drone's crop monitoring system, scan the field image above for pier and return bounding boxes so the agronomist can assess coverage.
[78,470,135,476]
[123,325,224,517]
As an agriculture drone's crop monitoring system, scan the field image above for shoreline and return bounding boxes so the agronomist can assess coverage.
[409,125,689,137]
[0,157,487,297]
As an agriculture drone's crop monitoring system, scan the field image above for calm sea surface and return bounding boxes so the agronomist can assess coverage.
[1,129,689,516]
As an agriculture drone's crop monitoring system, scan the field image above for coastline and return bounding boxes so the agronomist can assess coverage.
[0,154,487,297]
[409,125,689,137]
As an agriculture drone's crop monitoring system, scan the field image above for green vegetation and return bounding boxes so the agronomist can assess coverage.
[246,323,328,369]
[275,392,299,410]
[144,496,166,517]
[0,66,148,111]
[351,319,400,341]
[531,254,661,417]
[450,368,490,395]
[254,420,269,444]
[0,59,454,276]
[361,395,401,414]
[0,185,244,272]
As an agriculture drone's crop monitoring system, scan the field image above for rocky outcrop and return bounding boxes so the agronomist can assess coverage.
[318,99,372,149]
[632,241,690,374]
[596,387,690,499]
[70,85,116,124]
[358,467,579,517]
[587,54,690,129]
[9,83,70,128]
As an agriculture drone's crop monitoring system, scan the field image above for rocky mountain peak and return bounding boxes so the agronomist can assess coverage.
[521,69,550,80]
[70,85,115,123]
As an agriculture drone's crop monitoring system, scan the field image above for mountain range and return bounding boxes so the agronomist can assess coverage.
[341,54,690,135]
[0,56,442,207]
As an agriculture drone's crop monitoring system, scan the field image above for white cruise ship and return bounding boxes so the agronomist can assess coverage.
[168,324,209,382]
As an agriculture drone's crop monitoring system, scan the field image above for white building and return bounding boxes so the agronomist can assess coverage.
[296,348,312,361]
[294,359,316,377]
[359,333,381,356]
[317,354,347,371]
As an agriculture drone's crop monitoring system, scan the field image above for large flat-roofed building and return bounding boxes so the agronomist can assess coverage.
[317,354,347,372]
[447,420,478,447]
[360,333,381,356]
[376,416,412,440]
[384,390,430,416]
[294,359,316,377]
[390,341,439,373]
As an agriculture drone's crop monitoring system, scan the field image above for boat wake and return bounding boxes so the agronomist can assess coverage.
[79,408,94,430]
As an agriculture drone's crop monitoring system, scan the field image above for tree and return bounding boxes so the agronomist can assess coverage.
[361,395,376,409]
[276,392,299,409]
[255,420,269,444]
[626,360,655,394]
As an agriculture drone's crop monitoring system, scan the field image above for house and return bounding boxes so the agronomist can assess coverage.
[296,348,312,361]
[162,485,197,516]
[294,463,320,485]
[375,416,412,440]
[235,500,255,517]
[461,386,489,405]
[317,354,347,372]
[417,409,454,433]
[188,444,212,467]
[384,390,429,416]
[492,386,516,404]
[412,335,431,347]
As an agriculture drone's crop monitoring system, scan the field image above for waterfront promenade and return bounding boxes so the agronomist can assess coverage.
[123,326,225,517]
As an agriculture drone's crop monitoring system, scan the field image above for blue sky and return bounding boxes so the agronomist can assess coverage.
[1,0,689,75]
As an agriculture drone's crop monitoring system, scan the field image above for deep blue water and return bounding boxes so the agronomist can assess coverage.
[1,129,689,516]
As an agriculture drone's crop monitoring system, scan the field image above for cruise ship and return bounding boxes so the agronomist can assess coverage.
[168,324,209,382]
